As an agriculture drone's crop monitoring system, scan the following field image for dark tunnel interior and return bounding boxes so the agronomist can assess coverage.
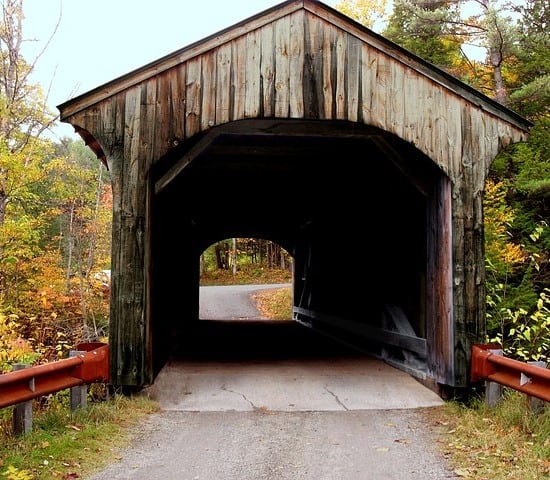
[150,119,444,376]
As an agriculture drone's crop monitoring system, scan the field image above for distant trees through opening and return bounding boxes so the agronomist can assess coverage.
[199,238,293,285]
[198,238,293,321]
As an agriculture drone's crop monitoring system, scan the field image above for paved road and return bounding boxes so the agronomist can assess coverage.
[199,283,291,320]
[86,286,458,479]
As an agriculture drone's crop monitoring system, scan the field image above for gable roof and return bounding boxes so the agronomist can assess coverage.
[58,0,531,132]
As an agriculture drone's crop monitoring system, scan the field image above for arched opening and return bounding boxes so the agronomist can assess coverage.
[150,119,450,382]
[198,237,293,321]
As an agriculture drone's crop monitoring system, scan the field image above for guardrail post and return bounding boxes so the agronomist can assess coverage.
[12,363,32,435]
[69,350,87,411]
[526,361,547,414]
[485,349,504,407]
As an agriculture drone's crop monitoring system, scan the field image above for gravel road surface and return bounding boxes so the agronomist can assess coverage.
[87,408,457,480]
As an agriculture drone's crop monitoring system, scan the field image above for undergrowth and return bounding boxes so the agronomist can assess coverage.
[435,389,550,479]
[0,392,159,480]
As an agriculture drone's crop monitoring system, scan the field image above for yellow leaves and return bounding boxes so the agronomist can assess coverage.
[484,178,528,270]
[334,0,387,28]
[1,465,34,480]
[0,313,40,372]
[502,242,526,264]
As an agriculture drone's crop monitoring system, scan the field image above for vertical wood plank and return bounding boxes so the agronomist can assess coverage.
[260,24,276,117]
[123,85,142,179]
[245,30,261,118]
[402,68,421,149]
[113,84,148,385]
[216,43,232,124]
[169,63,187,143]
[388,59,405,137]
[372,54,389,130]
[155,73,172,159]
[346,35,361,122]
[360,44,376,124]
[142,77,157,161]
[321,23,334,118]
[289,11,304,118]
[201,51,217,129]
[303,12,323,118]
[446,95,462,180]
[426,175,454,385]
[185,57,202,138]
[232,35,247,120]
[275,15,291,117]
[335,28,346,119]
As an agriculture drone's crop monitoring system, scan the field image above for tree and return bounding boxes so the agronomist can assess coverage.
[383,0,521,104]
[0,1,112,359]
[201,238,292,277]
[334,0,388,29]
[0,0,59,301]
[383,0,465,71]
[507,0,550,120]
[46,138,112,339]
[466,0,519,104]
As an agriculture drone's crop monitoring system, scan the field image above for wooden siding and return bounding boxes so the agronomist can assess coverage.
[58,0,531,387]
[61,8,529,176]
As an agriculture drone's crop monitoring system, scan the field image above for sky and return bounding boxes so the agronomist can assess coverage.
[22,0,339,140]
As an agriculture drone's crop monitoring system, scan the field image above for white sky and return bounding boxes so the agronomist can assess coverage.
[22,0,338,140]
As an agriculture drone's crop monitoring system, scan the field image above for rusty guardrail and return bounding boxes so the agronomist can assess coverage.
[471,344,550,402]
[0,342,109,409]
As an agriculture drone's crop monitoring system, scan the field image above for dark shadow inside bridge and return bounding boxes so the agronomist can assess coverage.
[151,119,447,387]
[174,319,361,360]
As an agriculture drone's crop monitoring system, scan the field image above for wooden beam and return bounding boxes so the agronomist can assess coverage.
[293,307,427,356]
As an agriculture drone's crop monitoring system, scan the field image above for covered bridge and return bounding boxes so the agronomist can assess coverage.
[57,0,531,396]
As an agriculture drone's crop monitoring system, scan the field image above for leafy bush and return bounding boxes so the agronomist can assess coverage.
[0,312,40,373]
[489,288,550,362]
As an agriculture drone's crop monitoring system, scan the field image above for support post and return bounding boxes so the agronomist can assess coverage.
[12,363,32,435]
[69,350,87,411]
[525,361,547,414]
[485,349,504,407]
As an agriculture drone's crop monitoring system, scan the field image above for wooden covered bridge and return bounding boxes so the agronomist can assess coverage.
[57,0,531,396]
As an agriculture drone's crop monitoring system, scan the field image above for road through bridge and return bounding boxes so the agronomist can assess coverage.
[88,308,454,480]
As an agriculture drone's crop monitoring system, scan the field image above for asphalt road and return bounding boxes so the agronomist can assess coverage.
[86,285,458,480]
[199,283,291,320]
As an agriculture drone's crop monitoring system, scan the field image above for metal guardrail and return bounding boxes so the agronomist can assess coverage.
[0,342,109,409]
[471,344,550,402]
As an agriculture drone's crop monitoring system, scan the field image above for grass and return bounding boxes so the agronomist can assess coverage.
[434,391,550,479]
[2,270,549,479]
[0,392,160,480]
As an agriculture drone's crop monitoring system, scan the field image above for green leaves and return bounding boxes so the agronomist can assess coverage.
[491,289,550,363]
